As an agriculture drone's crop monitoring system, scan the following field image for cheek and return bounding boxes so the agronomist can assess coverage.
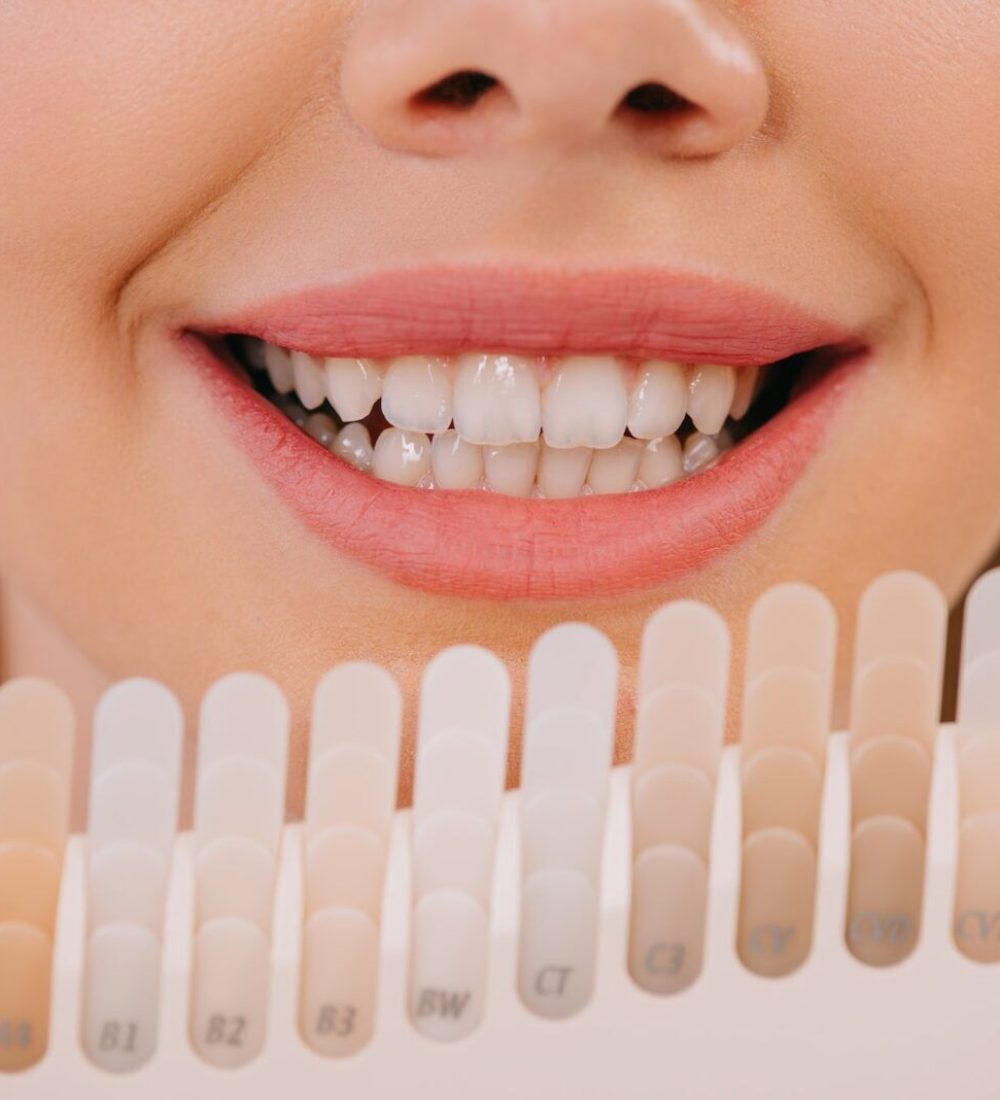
[0,1,333,292]
[760,2,1000,315]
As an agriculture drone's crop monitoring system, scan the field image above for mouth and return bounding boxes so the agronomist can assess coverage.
[178,266,867,600]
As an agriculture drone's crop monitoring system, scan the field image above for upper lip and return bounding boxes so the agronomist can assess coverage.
[190,264,859,365]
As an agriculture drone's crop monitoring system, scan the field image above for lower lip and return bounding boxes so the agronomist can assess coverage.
[180,334,861,600]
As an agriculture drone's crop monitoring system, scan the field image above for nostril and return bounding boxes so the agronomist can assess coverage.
[620,82,693,116]
[413,70,501,111]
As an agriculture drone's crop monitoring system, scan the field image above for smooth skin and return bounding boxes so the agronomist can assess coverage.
[2,1,1000,813]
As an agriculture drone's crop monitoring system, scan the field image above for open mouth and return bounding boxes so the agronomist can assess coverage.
[218,336,823,499]
[179,266,867,599]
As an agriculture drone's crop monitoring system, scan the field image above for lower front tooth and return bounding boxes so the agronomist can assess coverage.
[373,428,431,486]
[682,432,720,474]
[587,438,643,495]
[687,364,736,435]
[382,356,452,434]
[484,440,539,498]
[264,344,295,395]
[305,412,339,450]
[291,351,328,410]
[431,430,483,490]
[638,436,683,489]
[538,443,592,499]
[333,423,374,473]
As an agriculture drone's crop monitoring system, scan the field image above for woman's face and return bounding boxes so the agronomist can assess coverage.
[3,0,1000,801]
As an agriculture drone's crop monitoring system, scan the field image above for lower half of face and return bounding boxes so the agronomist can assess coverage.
[2,0,1000,804]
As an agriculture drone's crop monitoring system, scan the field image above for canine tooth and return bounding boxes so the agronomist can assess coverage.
[373,428,431,486]
[484,441,539,498]
[542,356,628,449]
[305,412,339,449]
[382,356,452,433]
[587,438,643,495]
[291,351,328,410]
[325,358,382,422]
[638,436,684,489]
[538,443,591,499]
[264,344,295,395]
[431,430,484,489]
[333,423,374,473]
[687,365,736,435]
[627,361,687,440]
[453,353,541,446]
[683,432,720,474]
[729,365,760,421]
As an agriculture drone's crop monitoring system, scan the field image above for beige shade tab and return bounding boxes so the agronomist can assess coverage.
[633,684,724,781]
[309,662,402,769]
[957,731,1000,818]
[196,672,289,786]
[412,730,506,833]
[0,922,53,1073]
[846,814,925,968]
[90,678,182,786]
[521,789,604,885]
[86,843,169,936]
[0,762,70,856]
[958,567,1000,722]
[850,736,931,832]
[524,623,618,735]
[195,837,278,933]
[0,677,74,779]
[306,745,397,846]
[631,764,714,863]
[300,907,380,1058]
[744,583,837,690]
[740,668,828,767]
[520,706,613,809]
[953,811,1000,963]
[628,845,708,995]
[637,600,730,706]
[87,761,178,862]
[737,828,817,978]
[849,656,940,751]
[0,843,60,934]
[305,825,387,921]
[412,811,495,908]
[418,645,511,754]
[741,748,823,847]
[193,757,285,859]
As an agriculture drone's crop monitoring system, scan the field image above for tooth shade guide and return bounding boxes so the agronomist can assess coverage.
[631,765,714,863]
[0,923,53,1072]
[195,837,277,933]
[196,672,290,781]
[305,826,386,921]
[310,662,402,765]
[737,828,817,978]
[740,668,828,767]
[524,622,618,735]
[82,924,160,1073]
[300,909,379,1057]
[853,571,948,688]
[417,645,512,756]
[306,746,397,845]
[953,812,1000,963]
[849,656,940,751]
[193,756,285,858]
[741,748,823,847]
[520,790,603,885]
[956,732,1000,817]
[629,846,708,995]
[0,762,70,856]
[191,917,270,1067]
[637,599,730,707]
[90,678,183,784]
[0,843,60,932]
[850,736,931,831]
[0,678,75,778]
[744,583,837,690]
[412,812,494,908]
[87,762,177,862]
[959,567,1000,720]
[520,707,612,809]
[412,730,506,832]
[845,816,924,967]
[86,842,169,935]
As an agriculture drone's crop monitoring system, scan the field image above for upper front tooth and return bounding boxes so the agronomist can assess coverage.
[627,360,688,440]
[325,357,382,422]
[687,364,736,435]
[263,344,295,395]
[382,356,452,433]
[453,353,541,446]
[291,351,328,410]
[542,356,628,449]
[729,365,761,421]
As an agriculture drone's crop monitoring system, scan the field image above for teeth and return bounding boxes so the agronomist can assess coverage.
[729,365,761,421]
[687,364,736,435]
[682,432,720,474]
[627,361,687,440]
[291,351,328,410]
[431,430,484,490]
[638,436,684,489]
[453,353,541,446]
[333,423,374,473]
[263,344,295,395]
[372,428,431,486]
[242,337,267,371]
[542,356,628,449]
[586,438,644,495]
[538,443,592,500]
[325,358,382,422]
[381,356,452,434]
[484,440,539,498]
[304,412,339,450]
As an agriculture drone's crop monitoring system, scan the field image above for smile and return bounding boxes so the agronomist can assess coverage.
[178,266,868,599]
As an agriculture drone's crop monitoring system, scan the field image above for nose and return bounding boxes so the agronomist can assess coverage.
[340,0,769,158]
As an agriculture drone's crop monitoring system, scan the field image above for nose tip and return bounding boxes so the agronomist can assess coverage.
[341,0,769,158]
